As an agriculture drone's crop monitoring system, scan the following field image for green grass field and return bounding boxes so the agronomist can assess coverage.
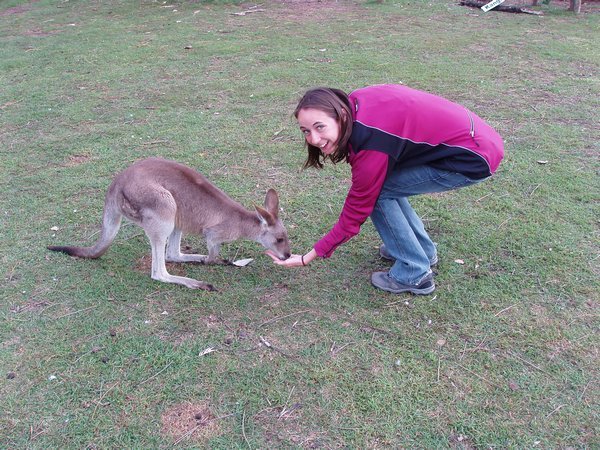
[1,0,598,447]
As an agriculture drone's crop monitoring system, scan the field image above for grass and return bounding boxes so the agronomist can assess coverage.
[1,0,598,448]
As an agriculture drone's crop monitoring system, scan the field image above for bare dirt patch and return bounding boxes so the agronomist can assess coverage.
[134,254,187,277]
[10,299,52,314]
[64,154,92,167]
[23,29,60,37]
[161,401,222,445]
[259,283,290,306]
[0,4,33,17]
[254,405,329,448]
[234,0,361,22]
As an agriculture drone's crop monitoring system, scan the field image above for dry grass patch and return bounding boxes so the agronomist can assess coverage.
[161,401,224,445]
[133,254,187,277]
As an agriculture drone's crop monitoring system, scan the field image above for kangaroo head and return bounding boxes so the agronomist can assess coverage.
[255,189,291,261]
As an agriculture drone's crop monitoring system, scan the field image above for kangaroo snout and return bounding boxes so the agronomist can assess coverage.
[275,249,292,261]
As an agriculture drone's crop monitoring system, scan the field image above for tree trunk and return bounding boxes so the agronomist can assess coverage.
[569,0,581,13]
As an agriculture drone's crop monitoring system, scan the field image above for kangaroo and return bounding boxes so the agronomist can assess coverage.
[48,157,291,291]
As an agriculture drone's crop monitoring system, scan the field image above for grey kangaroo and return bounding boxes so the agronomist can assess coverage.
[48,157,291,291]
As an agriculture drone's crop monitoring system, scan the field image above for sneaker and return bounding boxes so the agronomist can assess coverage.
[379,244,438,267]
[371,271,435,295]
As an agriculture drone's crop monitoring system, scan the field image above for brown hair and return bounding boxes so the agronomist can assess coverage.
[294,87,353,169]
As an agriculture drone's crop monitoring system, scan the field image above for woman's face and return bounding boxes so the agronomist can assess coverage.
[296,108,341,156]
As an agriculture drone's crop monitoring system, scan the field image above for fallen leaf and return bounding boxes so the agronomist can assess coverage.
[232,258,253,267]
[454,259,465,265]
[50,226,59,231]
[199,347,216,357]
[537,160,548,164]
[437,338,446,347]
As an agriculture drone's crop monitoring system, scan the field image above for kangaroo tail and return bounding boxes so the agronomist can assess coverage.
[48,198,122,259]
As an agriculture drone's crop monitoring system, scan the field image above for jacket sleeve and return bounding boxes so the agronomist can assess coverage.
[314,150,389,258]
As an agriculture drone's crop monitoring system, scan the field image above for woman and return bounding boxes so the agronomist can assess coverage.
[267,84,504,295]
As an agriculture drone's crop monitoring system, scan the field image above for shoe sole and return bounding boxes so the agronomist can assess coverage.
[371,272,436,295]
[373,282,436,295]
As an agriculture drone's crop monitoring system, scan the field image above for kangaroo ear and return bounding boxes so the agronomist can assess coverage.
[255,205,275,226]
[264,189,279,219]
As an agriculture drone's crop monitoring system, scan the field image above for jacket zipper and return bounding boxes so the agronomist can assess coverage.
[465,108,479,147]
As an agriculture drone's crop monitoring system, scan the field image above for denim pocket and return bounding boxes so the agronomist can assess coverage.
[433,171,477,190]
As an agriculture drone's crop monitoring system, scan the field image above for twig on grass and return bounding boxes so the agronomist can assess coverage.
[498,216,513,229]
[91,382,119,419]
[495,303,517,316]
[382,299,409,308]
[71,346,106,366]
[138,361,173,386]
[6,262,19,281]
[578,380,592,402]
[121,231,145,242]
[53,305,98,320]
[231,8,266,16]
[29,423,46,441]
[217,314,236,333]
[330,341,354,356]
[279,402,302,420]
[242,409,251,449]
[506,350,551,376]
[527,183,542,197]
[455,363,503,389]
[259,309,311,328]
[475,192,493,203]
[259,336,296,359]
[342,316,400,338]
[459,340,469,360]
[141,139,169,146]
[545,404,566,419]
[278,386,296,419]
[460,334,490,356]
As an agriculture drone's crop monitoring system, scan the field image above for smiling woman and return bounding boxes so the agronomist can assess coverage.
[297,108,340,156]
[267,84,504,295]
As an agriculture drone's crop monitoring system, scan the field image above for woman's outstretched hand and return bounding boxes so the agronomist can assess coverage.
[266,248,317,267]
[266,251,304,267]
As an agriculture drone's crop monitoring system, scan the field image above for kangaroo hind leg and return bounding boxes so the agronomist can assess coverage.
[142,201,215,291]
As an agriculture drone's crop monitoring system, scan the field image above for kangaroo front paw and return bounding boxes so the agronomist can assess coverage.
[188,280,217,291]
[205,257,232,266]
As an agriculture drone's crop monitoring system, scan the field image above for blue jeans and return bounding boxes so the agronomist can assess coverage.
[370,165,486,285]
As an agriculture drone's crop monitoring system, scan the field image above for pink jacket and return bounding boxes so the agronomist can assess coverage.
[314,84,504,258]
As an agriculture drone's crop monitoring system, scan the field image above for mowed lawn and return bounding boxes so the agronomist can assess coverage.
[1,0,598,448]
